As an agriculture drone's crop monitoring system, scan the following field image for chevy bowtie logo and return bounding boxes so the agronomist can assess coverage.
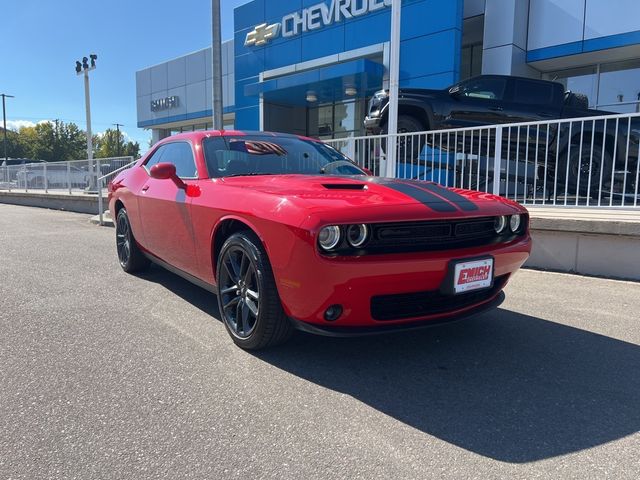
[244,23,281,47]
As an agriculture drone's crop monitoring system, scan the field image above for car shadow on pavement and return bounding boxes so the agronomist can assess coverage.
[254,307,640,464]
[138,266,640,463]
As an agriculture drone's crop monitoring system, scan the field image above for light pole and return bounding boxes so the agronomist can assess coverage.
[385,0,401,178]
[1,93,15,166]
[113,123,124,156]
[76,54,97,190]
[211,0,224,130]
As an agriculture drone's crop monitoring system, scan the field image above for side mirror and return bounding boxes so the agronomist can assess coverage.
[448,85,461,97]
[150,162,187,189]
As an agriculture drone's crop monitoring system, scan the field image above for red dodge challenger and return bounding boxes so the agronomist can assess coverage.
[109,130,531,350]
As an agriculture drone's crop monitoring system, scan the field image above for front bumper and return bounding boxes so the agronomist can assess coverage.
[274,234,531,329]
[290,291,505,337]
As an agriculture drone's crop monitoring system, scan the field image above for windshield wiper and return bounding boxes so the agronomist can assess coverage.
[225,172,276,178]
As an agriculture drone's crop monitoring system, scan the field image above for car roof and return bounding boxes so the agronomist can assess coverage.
[158,130,319,144]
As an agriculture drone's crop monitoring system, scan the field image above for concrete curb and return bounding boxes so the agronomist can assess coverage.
[89,211,114,227]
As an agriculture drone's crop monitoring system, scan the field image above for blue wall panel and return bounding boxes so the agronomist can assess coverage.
[234,0,463,130]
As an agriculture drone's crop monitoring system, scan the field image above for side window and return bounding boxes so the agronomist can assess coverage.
[163,142,198,178]
[145,142,198,178]
[514,80,555,105]
[144,146,167,170]
[461,78,507,101]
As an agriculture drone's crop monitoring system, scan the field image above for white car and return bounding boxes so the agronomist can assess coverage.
[15,164,92,189]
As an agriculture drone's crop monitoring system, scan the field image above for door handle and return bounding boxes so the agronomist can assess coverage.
[538,112,555,118]
[141,185,150,192]
[490,106,504,112]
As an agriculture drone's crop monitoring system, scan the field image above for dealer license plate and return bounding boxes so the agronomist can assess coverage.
[453,258,494,294]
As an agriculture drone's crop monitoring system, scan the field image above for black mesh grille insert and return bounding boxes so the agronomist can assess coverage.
[370,275,508,321]
[366,217,500,253]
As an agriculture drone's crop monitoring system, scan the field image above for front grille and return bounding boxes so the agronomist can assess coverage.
[370,275,508,321]
[365,217,503,254]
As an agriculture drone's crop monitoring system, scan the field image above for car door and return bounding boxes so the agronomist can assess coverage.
[446,77,510,129]
[138,141,200,277]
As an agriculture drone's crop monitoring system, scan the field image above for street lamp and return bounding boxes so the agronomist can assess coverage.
[1,93,15,166]
[75,54,97,190]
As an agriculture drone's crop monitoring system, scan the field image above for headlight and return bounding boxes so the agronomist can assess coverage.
[318,226,341,251]
[510,214,522,233]
[347,224,369,248]
[494,216,508,234]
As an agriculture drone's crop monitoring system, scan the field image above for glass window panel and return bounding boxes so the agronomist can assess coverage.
[514,80,555,105]
[161,142,198,178]
[334,101,355,135]
[459,77,507,100]
[597,59,640,113]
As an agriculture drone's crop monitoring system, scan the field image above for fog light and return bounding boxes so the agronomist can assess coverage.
[510,214,522,233]
[324,305,343,322]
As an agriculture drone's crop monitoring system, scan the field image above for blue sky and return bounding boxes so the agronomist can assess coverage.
[1,0,249,152]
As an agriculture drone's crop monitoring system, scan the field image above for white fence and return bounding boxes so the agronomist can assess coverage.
[0,157,135,194]
[326,112,640,208]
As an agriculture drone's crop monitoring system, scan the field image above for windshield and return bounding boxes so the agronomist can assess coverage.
[203,135,366,178]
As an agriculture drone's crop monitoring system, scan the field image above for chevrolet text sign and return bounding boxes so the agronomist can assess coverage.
[245,0,392,47]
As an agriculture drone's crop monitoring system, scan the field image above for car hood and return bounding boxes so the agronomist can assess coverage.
[218,175,524,225]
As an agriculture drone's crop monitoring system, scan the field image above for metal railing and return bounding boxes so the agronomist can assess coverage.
[97,159,138,225]
[326,112,640,208]
[0,157,134,195]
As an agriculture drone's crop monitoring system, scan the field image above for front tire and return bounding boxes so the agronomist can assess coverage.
[216,231,292,350]
[116,208,150,273]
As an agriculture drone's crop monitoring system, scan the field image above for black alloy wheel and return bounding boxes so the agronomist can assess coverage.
[115,208,150,273]
[216,231,293,350]
[219,245,260,339]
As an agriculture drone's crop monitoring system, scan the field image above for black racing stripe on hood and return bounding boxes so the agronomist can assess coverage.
[413,182,479,212]
[368,178,457,212]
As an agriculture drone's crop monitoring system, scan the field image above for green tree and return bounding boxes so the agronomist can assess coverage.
[15,120,87,161]
[0,128,26,160]
[95,128,140,159]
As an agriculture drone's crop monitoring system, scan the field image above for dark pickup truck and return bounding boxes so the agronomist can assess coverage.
[364,75,639,200]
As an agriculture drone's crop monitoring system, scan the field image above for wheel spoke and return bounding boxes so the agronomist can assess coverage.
[220,285,238,295]
[236,301,243,329]
[229,252,241,280]
[222,258,238,283]
[241,300,251,333]
[246,289,259,301]
[239,253,248,278]
[245,298,258,317]
[223,296,240,310]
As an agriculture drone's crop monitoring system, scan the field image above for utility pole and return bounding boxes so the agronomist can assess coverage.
[385,0,401,178]
[211,0,224,130]
[113,123,124,156]
[1,93,15,166]
[76,54,97,190]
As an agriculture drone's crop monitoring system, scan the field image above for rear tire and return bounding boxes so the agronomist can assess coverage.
[556,144,612,200]
[216,231,293,350]
[116,208,150,273]
[381,115,426,162]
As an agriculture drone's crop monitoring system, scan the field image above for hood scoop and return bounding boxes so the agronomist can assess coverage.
[321,183,368,190]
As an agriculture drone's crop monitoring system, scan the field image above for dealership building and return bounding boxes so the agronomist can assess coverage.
[136,0,640,143]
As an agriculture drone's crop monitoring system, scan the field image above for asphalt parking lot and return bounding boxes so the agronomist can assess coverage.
[1,204,639,480]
